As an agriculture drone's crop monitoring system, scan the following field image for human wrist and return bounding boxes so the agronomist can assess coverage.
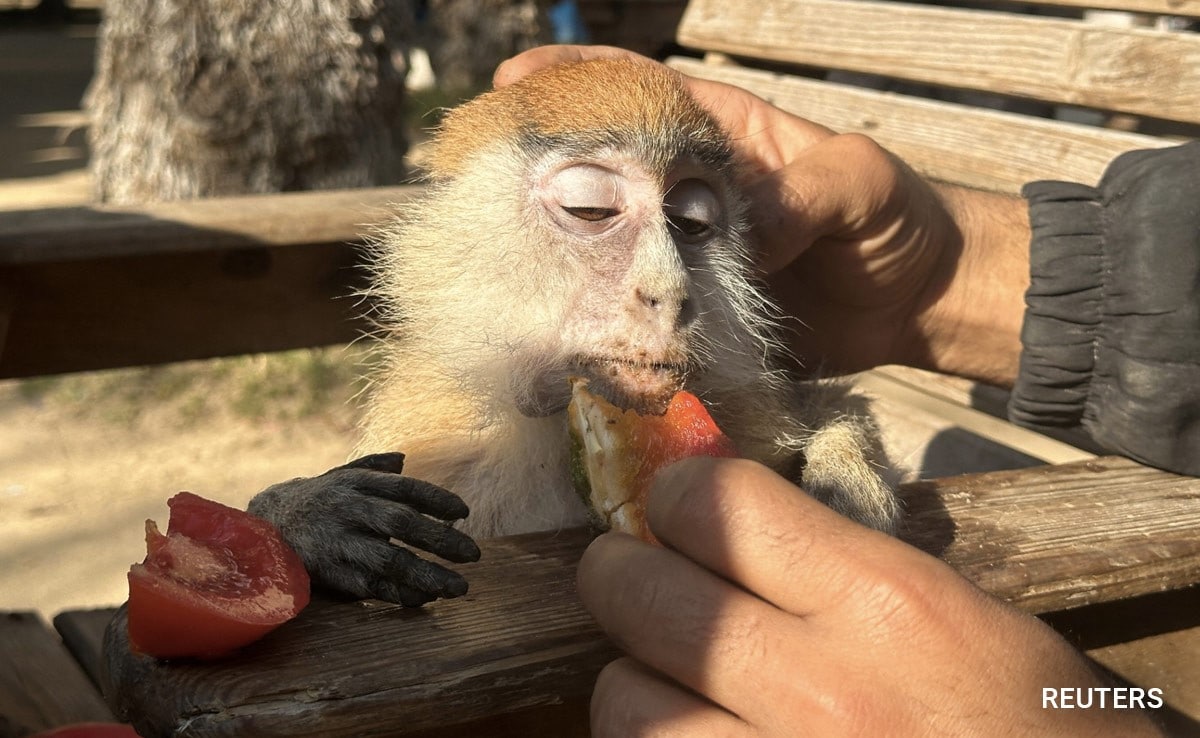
[908,183,1029,386]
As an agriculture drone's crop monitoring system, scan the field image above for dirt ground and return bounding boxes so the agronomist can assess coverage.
[0,354,363,619]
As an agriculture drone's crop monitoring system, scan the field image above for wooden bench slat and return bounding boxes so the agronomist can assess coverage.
[677,0,1200,124]
[104,529,615,738]
[901,457,1200,612]
[986,0,1200,20]
[865,365,1109,457]
[103,457,1200,737]
[0,187,418,266]
[0,611,115,735]
[0,187,425,378]
[54,609,120,693]
[0,243,368,378]
[667,56,1172,192]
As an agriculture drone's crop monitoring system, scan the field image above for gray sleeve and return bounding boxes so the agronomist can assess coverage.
[1008,141,1200,476]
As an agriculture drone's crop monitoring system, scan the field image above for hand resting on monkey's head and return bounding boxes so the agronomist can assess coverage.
[250,59,901,606]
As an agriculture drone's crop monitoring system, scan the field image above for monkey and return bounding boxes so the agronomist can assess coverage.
[248,58,901,607]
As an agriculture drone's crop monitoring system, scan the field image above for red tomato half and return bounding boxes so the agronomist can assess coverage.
[628,391,739,536]
[28,723,141,737]
[569,386,738,543]
[127,492,310,659]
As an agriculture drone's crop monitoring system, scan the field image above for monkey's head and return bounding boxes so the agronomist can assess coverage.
[373,59,783,419]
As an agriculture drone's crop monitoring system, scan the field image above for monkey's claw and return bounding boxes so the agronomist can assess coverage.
[247,453,481,607]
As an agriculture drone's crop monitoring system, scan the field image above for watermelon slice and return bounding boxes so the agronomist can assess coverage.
[567,378,737,543]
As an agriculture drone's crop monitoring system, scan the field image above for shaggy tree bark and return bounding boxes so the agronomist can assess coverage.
[422,0,550,91]
[86,0,414,203]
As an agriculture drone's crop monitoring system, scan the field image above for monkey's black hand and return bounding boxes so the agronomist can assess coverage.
[247,453,480,608]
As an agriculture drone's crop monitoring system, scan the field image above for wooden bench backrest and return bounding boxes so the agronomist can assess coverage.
[672,0,1199,193]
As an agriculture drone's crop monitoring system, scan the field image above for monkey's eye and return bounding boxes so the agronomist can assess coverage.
[668,216,711,237]
[664,178,720,243]
[562,206,620,222]
[543,164,625,233]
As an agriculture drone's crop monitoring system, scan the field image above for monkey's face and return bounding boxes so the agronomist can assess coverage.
[513,149,746,417]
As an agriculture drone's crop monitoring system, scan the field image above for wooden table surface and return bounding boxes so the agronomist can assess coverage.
[99,456,1200,738]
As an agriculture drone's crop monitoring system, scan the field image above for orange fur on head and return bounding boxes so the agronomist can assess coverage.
[428,59,731,178]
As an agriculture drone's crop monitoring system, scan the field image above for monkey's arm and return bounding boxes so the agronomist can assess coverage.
[247,453,481,607]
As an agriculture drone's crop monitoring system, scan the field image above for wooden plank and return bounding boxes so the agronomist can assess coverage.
[856,368,1095,465]
[866,365,1109,456]
[0,611,115,735]
[987,0,1200,19]
[677,0,1200,123]
[1041,587,1200,724]
[0,186,424,377]
[104,529,614,738]
[0,242,369,378]
[54,609,120,692]
[667,57,1172,193]
[901,457,1200,612]
[0,187,418,266]
[104,457,1200,737]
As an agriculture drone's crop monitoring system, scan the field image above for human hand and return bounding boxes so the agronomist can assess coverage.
[576,456,1166,737]
[496,46,1028,382]
[247,453,480,607]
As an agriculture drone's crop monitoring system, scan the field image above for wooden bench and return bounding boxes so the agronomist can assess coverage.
[91,458,1200,736]
[2,0,1199,734]
[0,187,418,378]
[0,610,117,736]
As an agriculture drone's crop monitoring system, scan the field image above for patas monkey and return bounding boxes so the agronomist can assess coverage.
[250,59,900,607]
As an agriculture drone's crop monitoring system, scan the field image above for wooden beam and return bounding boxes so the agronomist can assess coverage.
[677,0,1200,123]
[104,457,1200,737]
[0,242,369,377]
[0,187,422,378]
[986,0,1200,19]
[54,609,122,692]
[0,611,115,735]
[667,56,1171,193]
[901,456,1200,612]
[105,530,611,738]
[0,187,418,266]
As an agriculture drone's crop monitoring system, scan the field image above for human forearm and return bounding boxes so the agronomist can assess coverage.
[906,183,1030,386]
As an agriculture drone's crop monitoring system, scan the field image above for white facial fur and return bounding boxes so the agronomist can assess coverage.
[517,152,737,415]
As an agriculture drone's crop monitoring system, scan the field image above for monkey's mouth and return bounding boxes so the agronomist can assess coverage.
[569,355,687,415]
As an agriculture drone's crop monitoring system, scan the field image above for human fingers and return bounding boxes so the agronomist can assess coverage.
[577,532,811,726]
[644,456,942,621]
[743,132,908,275]
[591,657,750,738]
[493,44,643,87]
[493,45,831,173]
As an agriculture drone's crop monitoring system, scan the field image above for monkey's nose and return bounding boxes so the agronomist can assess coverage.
[635,287,661,310]
[634,288,695,328]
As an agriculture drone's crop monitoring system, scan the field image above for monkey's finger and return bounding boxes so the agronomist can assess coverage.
[309,557,435,608]
[371,577,437,608]
[383,545,470,599]
[330,452,407,475]
[356,499,480,563]
[327,538,469,600]
[348,470,472,522]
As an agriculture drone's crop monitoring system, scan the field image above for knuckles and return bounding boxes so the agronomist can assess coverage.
[249,460,477,605]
